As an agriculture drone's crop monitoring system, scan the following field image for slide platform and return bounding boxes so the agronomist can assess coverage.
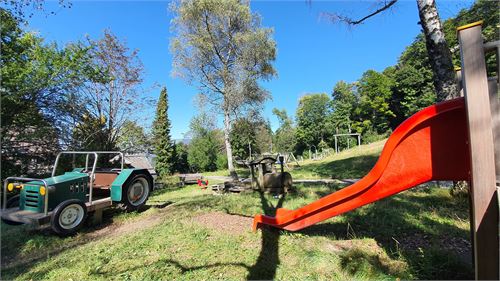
[253,98,471,231]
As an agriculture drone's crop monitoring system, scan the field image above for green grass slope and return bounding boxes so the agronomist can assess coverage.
[1,141,473,280]
[205,140,385,180]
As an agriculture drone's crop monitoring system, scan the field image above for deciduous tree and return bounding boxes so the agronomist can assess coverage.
[330,81,357,132]
[170,0,277,179]
[272,108,296,153]
[0,8,92,177]
[356,69,395,134]
[76,30,145,151]
[186,112,224,172]
[117,120,150,154]
[295,93,331,154]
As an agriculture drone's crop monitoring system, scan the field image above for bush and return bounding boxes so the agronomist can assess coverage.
[216,153,228,170]
[361,128,390,144]
[187,137,218,172]
[449,181,469,198]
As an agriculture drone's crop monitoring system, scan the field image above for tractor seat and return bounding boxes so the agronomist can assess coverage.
[93,172,119,189]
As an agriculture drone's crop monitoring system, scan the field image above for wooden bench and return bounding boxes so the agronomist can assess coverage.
[178,174,203,187]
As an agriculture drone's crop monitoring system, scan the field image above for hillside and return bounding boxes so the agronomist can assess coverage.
[206,140,386,180]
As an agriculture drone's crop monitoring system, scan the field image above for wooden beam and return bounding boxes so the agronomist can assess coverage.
[488,78,499,181]
[458,23,499,280]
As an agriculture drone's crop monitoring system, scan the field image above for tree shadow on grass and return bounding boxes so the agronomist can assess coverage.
[1,199,170,278]
[246,192,285,280]
[298,191,473,280]
[174,190,286,280]
[85,258,252,280]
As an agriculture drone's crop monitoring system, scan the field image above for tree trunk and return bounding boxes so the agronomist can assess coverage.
[416,0,459,101]
[223,111,238,180]
[417,1,471,250]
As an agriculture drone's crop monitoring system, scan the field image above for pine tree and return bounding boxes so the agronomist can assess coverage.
[152,87,173,177]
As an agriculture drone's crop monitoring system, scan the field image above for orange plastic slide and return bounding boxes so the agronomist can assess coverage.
[253,97,471,231]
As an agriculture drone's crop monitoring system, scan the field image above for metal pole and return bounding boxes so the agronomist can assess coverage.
[120,152,124,170]
[85,154,89,171]
[3,180,7,210]
[42,179,49,215]
[89,152,98,205]
[52,153,63,177]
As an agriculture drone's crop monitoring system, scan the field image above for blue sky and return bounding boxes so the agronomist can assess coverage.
[24,0,473,139]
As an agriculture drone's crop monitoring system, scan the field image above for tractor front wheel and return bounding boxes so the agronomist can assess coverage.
[51,199,87,236]
[119,174,151,211]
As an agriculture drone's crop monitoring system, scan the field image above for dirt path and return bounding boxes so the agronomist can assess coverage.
[191,212,254,235]
[87,214,164,239]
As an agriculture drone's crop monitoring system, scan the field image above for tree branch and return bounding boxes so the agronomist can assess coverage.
[322,0,398,26]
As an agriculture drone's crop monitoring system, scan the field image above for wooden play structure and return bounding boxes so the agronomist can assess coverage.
[248,155,292,193]
[253,22,499,279]
[211,155,293,194]
[333,133,361,153]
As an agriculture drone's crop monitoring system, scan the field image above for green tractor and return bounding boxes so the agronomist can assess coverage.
[1,151,153,236]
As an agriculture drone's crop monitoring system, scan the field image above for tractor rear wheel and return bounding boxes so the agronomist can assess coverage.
[51,199,87,236]
[119,174,151,211]
[1,195,23,225]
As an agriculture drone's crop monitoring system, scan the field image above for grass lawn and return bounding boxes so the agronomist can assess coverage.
[1,141,473,280]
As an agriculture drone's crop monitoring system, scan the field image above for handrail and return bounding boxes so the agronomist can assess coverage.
[484,40,500,53]
[52,151,125,177]
[52,151,124,206]
[52,152,98,205]
[3,177,49,215]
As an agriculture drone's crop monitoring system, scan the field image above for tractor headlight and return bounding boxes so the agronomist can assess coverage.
[7,183,14,192]
[39,186,46,196]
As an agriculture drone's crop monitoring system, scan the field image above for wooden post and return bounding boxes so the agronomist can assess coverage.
[250,165,256,189]
[458,21,499,280]
[91,209,103,225]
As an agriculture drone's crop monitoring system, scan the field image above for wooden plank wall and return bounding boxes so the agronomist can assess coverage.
[458,22,499,280]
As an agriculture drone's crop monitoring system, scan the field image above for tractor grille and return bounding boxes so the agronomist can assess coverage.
[24,189,40,208]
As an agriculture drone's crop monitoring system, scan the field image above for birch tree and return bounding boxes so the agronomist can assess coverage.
[170,0,277,179]
[323,0,459,101]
